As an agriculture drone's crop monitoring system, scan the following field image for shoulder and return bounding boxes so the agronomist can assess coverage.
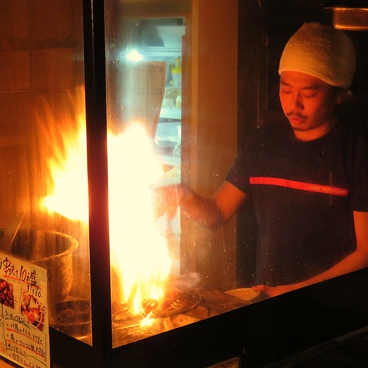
[336,115,367,136]
[335,117,368,153]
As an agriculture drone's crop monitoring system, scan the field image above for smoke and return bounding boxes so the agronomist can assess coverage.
[173,272,201,290]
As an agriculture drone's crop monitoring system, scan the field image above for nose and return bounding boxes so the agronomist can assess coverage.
[290,92,303,110]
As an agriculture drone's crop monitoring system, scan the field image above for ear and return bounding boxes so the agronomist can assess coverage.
[336,88,349,105]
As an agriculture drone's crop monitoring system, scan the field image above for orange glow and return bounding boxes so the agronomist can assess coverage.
[43,106,172,316]
[107,122,172,314]
[42,117,89,223]
[39,88,89,223]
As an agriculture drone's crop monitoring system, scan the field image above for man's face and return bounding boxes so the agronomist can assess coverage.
[279,71,345,141]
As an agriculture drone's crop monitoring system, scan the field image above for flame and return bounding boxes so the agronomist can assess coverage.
[107,122,172,314]
[43,106,172,315]
[39,88,89,223]
[42,116,89,222]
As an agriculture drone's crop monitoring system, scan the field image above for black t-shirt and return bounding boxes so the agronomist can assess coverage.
[226,119,368,285]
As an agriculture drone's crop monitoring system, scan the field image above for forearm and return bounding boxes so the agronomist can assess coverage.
[298,212,368,289]
[180,186,223,230]
[254,248,368,297]
[297,248,368,289]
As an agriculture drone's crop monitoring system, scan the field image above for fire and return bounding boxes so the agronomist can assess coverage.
[42,116,89,223]
[107,123,172,314]
[43,110,172,315]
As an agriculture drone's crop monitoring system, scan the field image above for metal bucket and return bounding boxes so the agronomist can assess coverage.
[9,229,78,314]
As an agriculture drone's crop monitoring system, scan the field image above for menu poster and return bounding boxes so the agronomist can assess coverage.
[0,251,50,368]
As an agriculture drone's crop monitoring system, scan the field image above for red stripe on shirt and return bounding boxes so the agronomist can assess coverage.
[249,177,349,197]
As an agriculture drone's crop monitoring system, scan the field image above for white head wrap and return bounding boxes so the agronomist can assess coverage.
[279,22,356,88]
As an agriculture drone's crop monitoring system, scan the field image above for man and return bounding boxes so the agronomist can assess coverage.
[154,22,368,297]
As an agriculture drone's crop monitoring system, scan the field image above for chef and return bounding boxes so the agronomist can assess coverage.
[154,22,368,297]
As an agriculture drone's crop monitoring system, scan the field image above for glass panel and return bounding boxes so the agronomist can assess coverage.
[0,0,92,345]
[105,0,368,350]
[105,0,244,348]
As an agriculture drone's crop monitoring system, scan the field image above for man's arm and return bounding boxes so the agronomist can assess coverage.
[153,181,247,230]
[299,211,368,285]
[308,211,368,280]
[254,211,368,297]
[182,181,247,230]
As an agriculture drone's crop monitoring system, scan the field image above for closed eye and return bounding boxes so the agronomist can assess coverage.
[280,88,292,94]
[302,91,317,98]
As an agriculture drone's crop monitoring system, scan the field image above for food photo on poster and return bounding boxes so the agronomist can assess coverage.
[0,252,50,368]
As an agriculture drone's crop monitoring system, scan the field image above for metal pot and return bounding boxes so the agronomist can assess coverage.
[9,229,78,315]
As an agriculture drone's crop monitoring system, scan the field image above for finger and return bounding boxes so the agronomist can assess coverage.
[167,205,178,219]
[151,188,165,218]
[252,285,265,292]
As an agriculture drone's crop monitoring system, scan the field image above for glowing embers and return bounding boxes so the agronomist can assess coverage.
[112,284,201,345]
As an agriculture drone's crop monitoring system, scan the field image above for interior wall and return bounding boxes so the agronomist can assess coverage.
[181,0,238,290]
[0,0,84,230]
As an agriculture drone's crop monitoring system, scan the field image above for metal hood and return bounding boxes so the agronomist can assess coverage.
[326,7,368,30]
[262,1,368,30]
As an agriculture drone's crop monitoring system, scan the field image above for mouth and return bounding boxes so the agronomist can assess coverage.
[288,114,305,125]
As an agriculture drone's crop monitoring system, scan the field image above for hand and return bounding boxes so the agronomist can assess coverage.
[151,184,186,219]
[252,284,299,297]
